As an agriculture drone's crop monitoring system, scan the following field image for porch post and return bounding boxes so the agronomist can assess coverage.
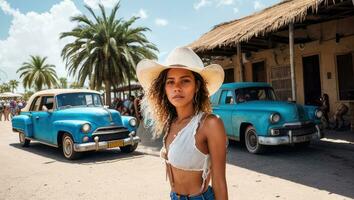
[237,43,244,82]
[289,22,296,101]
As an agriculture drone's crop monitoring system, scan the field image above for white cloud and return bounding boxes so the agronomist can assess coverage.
[0,0,20,16]
[155,18,168,26]
[217,0,234,7]
[133,9,148,19]
[0,0,80,90]
[254,1,265,10]
[233,7,239,14]
[83,0,118,9]
[194,0,212,10]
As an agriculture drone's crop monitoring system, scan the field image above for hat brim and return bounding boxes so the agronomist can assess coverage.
[137,59,224,96]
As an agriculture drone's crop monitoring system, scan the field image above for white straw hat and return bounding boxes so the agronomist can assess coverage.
[136,47,224,96]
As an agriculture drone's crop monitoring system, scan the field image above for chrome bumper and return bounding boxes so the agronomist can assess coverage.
[73,135,140,152]
[258,125,321,145]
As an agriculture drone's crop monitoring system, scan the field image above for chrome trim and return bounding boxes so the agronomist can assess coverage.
[283,121,312,127]
[92,129,128,135]
[73,135,140,152]
[24,137,59,148]
[258,135,290,145]
[269,113,280,123]
[93,126,127,133]
[259,125,321,145]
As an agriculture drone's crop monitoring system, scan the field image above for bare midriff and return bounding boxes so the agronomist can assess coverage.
[168,166,210,195]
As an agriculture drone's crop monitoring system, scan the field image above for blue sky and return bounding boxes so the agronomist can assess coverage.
[0,0,280,91]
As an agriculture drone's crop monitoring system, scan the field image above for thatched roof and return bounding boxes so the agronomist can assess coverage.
[189,0,334,52]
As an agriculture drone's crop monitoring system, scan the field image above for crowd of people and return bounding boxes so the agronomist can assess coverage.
[109,94,143,121]
[0,98,27,121]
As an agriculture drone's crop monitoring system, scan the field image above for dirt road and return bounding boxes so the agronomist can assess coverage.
[0,121,353,200]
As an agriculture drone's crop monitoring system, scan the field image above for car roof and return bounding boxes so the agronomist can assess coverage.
[31,89,101,96]
[21,89,102,112]
[220,82,271,89]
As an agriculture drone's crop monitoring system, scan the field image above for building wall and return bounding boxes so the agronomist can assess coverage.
[217,16,354,115]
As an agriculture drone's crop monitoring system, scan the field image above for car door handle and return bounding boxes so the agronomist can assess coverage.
[35,116,39,120]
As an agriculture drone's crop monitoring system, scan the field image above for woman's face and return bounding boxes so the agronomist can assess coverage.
[165,68,197,109]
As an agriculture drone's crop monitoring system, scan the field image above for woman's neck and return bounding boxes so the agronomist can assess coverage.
[175,104,195,123]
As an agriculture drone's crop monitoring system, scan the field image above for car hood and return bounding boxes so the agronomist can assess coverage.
[236,100,310,122]
[54,107,123,127]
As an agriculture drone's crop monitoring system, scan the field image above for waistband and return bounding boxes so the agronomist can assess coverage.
[170,186,214,200]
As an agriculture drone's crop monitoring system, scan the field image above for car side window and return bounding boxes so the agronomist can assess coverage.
[39,96,54,111]
[30,96,42,111]
[219,90,234,104]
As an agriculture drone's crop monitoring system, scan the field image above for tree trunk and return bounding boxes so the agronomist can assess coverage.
[128,74,131,97]
[105,81,111,106]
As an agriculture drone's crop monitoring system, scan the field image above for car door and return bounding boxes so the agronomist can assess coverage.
[213,90,235,138]
[30,96,54,143]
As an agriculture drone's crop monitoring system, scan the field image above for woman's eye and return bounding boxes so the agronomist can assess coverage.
[182,79,191,83]
[166,81,174,85]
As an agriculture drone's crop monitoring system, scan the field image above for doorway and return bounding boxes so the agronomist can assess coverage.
[252,61,266,82]
[302,55,321,106]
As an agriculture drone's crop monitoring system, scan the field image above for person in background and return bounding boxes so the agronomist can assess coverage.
[319,93,330,126]
[0,100,4,121]
[10,98,17,118]
[134,94,143,122]
[3,99,10,121]
[333,103,349,130]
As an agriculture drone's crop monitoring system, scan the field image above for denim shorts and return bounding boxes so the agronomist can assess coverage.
[170,186,215,200]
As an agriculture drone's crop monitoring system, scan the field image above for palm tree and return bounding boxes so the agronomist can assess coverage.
[59,77,68,89]
[60,2,158,105]
[0,83,11,93]
[8,80,19,93]
[17,55,59,91]
[69,81,82,89]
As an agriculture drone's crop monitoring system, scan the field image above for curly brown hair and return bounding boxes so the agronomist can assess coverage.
[142,68,211,138]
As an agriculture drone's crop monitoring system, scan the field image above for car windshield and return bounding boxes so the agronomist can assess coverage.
[235,87,277,103]
[56,93,103,109]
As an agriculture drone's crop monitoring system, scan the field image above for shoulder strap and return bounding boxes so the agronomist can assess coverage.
[196,112,214,133]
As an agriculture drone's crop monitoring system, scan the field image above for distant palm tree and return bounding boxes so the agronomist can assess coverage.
[60,2,158,105]
[8,80,19,93]
[17,55,59,91]
[59,77,68,89]
[69,81,82,89]
[0,83,11,93]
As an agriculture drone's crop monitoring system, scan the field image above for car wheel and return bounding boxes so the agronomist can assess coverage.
[119,143,138,153]
[19,132,30,147]
[245,126,265,154]
[62,134,81,160]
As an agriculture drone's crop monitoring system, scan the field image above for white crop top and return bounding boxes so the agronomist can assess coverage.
[161,112,211,192]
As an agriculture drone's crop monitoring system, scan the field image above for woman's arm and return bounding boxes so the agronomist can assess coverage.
[204,115,228,200]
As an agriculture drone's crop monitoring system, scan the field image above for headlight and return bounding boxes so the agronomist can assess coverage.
[269,113,281,123]
[129,118,137,127]
[315,110,323,118]
[81,123,91,133]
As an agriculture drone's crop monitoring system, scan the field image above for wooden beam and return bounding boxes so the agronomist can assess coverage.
[289,23,296,101]
[237,44,244,82]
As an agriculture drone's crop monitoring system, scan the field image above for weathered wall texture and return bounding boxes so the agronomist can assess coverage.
[216,16,354,115]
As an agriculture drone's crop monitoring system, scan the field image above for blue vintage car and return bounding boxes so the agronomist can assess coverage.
[211,82,323,154]
[12,89,140,159]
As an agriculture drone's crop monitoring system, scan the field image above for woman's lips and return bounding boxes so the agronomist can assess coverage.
[172,95,184,99]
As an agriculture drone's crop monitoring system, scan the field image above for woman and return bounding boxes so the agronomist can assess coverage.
[3,100,10,121]
[137,47,228,200]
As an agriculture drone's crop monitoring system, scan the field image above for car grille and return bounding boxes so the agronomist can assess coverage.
[92,126,130,142]
[279,123,316,136]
